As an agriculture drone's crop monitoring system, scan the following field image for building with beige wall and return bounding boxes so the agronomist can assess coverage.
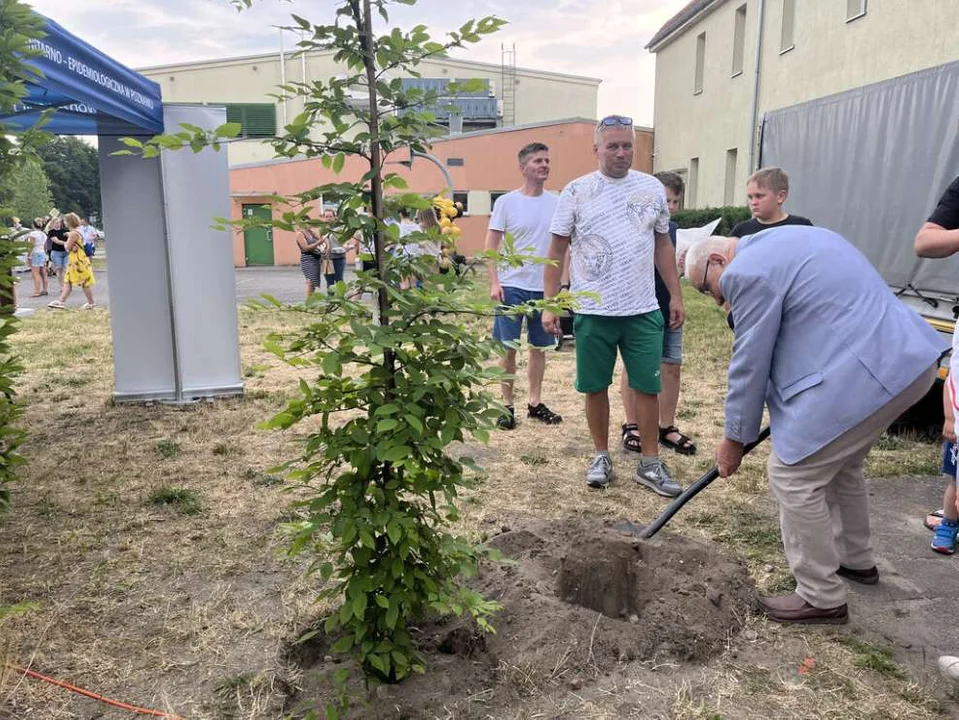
[229,118,654,267]
[138,50,600,166]
[647,0,959,208]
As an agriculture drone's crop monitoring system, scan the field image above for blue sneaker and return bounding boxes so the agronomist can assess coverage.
[931,519,958,555]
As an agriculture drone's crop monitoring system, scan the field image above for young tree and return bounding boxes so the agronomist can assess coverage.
[0,0,45,509]
[124,0,568,697]
[7,157,53,222]
[257,1,509,684]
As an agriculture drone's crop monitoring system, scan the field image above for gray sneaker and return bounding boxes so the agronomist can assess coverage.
[635,459,682,497]
[585,453,613,489]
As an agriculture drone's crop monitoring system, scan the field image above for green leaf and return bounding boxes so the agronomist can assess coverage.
[352,593,367,619]
[387,520,402,545]
[215,122,242,138]
[375,594,390,609]
[386,603,399,629]
[332,153,345,173]
[330,634,354,654]
[382,446,408,463]
[322,352,342,376]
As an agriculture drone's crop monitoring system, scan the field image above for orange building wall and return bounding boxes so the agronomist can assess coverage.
[229,121,655,266]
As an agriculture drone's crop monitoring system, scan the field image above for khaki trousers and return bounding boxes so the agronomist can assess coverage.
[768,365,937,609]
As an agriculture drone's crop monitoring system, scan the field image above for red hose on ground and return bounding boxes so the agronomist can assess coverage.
[6,664,185,719]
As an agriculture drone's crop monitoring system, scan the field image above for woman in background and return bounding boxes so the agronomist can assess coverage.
[47,213,95,310]
[295,218,324,300]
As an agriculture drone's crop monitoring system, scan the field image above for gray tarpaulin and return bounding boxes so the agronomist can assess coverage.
[760,60,959,303]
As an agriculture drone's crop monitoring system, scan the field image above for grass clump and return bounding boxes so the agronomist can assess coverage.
[148,486,204,516]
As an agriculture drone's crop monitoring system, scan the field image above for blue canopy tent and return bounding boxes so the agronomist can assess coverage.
[1,14,242,403]
[6,16,164,136]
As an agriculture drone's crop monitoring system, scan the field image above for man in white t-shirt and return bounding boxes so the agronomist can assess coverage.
[485,142,563,430]
[542,116,685,494]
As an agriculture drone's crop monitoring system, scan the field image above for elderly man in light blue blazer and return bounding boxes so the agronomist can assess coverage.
[686,226,947,624]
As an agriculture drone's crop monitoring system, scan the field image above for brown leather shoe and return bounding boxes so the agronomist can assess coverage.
[757,592,848,624]
[837,565,879,585]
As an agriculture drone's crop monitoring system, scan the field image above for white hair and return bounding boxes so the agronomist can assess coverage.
[683,236,734,286]
[594,121,636,146]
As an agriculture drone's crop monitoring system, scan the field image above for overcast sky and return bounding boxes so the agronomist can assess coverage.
[26,0,688,126]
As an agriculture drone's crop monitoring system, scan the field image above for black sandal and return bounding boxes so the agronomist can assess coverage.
[528,403,563,424]
[659,425,697,456]
[621,423,642,453]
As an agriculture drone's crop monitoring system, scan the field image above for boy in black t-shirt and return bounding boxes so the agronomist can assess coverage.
[729,167,813,238]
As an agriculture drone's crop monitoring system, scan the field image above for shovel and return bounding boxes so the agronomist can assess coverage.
[614,426,772,540]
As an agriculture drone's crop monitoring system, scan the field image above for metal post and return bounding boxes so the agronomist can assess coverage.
[748,0,767,173]
[410,149,453,196]
[279,28,288,125]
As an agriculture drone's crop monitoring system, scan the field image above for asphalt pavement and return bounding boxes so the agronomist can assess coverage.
[12,263,358,312]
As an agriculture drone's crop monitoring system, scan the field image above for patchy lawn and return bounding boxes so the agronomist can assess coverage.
[0,280,951,719]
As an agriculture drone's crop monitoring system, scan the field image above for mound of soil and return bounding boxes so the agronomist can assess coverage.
[287,516,756,719]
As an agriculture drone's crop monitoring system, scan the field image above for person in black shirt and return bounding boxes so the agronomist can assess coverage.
[729,167,813,238]
[621,171,697,456]
[914,175,959,555]
[915,175,959,257]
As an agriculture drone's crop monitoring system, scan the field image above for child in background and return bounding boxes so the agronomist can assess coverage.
[26,218,48,297]
[933,359,959,553]
[729,167,813,238]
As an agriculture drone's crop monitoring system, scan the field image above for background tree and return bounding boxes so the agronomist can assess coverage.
[36,136,101,219]
[6,157,53,222]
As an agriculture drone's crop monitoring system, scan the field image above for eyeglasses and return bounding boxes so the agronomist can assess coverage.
[699,259,712,295]
[597,115,633,128]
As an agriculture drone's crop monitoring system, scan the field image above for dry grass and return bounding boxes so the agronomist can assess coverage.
[0,279,950,719]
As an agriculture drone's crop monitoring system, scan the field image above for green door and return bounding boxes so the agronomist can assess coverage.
[242,204,274,265]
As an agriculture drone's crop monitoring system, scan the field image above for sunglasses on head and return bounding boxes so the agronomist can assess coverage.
[598,115,633,128]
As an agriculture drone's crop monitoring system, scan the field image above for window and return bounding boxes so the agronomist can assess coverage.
[446,157,465,167]
[780,0,795,53]
[490,191,509,210]
[694,32,706,94]
[724,148,738,206]
[453,192,469,215]
[223,103,276,138]
[846,0,867,21]
[687,158,700,208]
[731,5,747,76]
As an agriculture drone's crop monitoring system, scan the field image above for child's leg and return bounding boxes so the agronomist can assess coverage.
[932,440,959,554]
[82,285,95,304]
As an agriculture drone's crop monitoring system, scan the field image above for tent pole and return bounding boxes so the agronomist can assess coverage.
[158,153,185,403]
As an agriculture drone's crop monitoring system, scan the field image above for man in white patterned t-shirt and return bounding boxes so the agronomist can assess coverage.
[485,142,563,430]
[542,115,685,495]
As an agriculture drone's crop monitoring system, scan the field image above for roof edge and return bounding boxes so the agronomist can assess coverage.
[136,49,602,85]
[645,0,725,52]
[229,117,653,171]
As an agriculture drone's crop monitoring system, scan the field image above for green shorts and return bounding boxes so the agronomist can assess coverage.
[574,312,664,394]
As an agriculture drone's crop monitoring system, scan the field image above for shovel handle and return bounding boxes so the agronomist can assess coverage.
[640,426,772,539]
